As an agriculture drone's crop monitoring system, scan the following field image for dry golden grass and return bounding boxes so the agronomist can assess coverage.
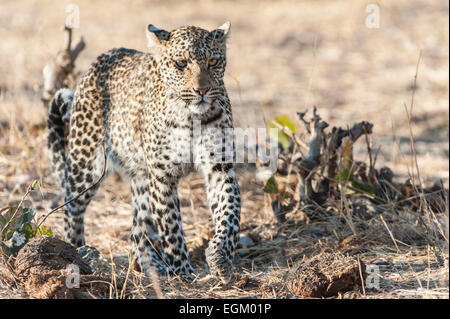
[0,0,448,299]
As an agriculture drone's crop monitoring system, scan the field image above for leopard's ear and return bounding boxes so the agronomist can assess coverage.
[146,24,170,55]
[210,21,231,43]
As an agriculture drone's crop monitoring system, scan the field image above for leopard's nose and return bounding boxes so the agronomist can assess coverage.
[195,87,209,96]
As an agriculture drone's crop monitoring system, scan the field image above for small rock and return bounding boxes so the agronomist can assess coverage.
[77,245,100,271]
[239,235,254,248]
[286,251,366,298]
[14,236,92,298]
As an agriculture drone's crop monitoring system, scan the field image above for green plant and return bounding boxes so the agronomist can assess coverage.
[268,115,297,150]
[0,180,53,256]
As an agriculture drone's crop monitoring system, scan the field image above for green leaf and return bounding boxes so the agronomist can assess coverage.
[5,229,14,241]
[0,214,6,228]
[268,124,290,150]
[275,115,297,133]
[263,176,279,194]
[268,115,298,150]
[335,167,351,182]
[36,225,53,237]
[350,180,375,195]
[21,223,34,239]
[21,208,36,226]
[31,180,39,189]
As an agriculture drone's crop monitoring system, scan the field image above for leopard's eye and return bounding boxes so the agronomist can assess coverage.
[175,59,188,69]
[208,58,219,67]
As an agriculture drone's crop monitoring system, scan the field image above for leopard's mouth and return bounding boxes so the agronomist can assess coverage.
[187,99,223,124]
[188,101,212,114]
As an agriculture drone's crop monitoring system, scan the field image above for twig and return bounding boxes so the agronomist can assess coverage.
[363,128,375,182]
[296,110,311,134]
[340,186,357,237]
[120,254,134,299]
[404,51,423,191]
[380,215,400,253]
[357,255,366,297]
[109,246,117,299]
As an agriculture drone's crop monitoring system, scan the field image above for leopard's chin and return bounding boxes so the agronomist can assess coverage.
[188,101,212,115]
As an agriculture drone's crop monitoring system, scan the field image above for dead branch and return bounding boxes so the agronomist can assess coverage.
[260,106,383,223]
[297,107,328,201]
[320,121,374,194]
[41,25,86,105]
[64,25,72,52]
[70,36,86,62]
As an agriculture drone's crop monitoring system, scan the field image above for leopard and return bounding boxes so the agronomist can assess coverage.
[46,22,241,284]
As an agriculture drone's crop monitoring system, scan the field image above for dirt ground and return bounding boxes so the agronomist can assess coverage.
[0,0,448,299]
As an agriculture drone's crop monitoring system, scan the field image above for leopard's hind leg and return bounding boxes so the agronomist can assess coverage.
[62,93,106,247]
[62,146,105,247]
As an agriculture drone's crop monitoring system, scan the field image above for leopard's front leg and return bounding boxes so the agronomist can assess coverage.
[130,173,194,280]
[202,162,241,283]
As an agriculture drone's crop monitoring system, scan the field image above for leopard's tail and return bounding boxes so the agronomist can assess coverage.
[46,88,73,188]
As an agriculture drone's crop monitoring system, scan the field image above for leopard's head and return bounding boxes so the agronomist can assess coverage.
[146,23,231,115]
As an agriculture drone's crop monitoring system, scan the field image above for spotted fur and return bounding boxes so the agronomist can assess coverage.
[46,23,241,283]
